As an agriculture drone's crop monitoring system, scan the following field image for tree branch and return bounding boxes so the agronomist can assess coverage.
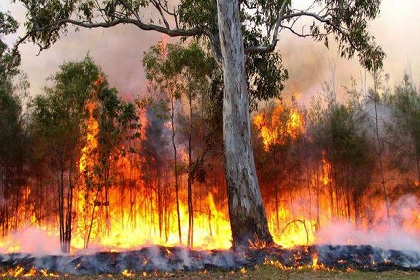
[150,0,171,29]
[15,17,206,54]
[245,9,354,54]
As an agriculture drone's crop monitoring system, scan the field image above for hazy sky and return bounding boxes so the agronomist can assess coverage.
[1,0,419,102]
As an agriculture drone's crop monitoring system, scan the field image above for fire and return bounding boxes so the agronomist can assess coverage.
[2,74,420,263]
[0,266,61,278]
[78,100,99,173]
[79,75,102,174]
[312,253,318,267]
[0,96,319,253]
[76,75,103,249]
[122,269,135,277]
[253,103,304,151]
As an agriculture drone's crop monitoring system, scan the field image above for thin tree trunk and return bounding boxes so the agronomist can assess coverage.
[187,96,194,248]
[171,93,182,245]
[58,166,67,253]
[85,188,101,250]
[372,71,391,231]
[14,171,19,232]
[316,165,321,230]
[217,0,273,249]
[273,149,279,232]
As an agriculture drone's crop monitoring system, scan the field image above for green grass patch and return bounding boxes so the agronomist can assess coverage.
[2,265,420,279]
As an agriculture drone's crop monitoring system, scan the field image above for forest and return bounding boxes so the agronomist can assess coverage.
[1,36,419,253]
[1,0,419,255]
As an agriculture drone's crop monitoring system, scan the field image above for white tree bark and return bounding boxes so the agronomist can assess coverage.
[217,0,273,248]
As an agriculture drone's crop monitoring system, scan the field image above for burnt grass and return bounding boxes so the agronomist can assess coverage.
[1,245,420,276]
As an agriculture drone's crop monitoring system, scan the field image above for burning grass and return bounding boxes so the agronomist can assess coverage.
[0,245,420,278]
[2,266,420,280]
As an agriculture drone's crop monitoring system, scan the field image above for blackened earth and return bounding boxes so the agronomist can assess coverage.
[1,245,420,275]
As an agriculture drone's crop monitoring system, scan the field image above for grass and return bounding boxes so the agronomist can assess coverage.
[2,265,420,279]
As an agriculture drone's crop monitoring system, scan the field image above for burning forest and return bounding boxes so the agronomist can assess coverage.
[1,0,420,275]
[1,47,420,276]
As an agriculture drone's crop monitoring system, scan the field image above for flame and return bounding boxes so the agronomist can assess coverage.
[77,76,102,249]
[2,77,420,260]
[253,103,304,151]
[122,270,135,277]
[312,253,318,267]
[79,76,102,174]
[78,100,99,173]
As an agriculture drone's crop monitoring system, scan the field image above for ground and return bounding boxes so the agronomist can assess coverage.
[3,266,420,279]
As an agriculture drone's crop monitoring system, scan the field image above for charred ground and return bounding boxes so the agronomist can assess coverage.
[1,245,420,277]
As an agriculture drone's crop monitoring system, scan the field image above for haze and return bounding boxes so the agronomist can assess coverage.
[1,0,419,100]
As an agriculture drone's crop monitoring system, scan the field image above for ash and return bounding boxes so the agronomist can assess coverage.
[1,245,420,275]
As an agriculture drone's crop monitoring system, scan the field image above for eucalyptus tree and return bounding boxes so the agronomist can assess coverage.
[386,74,420,195]
[137,98,172,242]
[143,42,184,245]
[160,41,214,247]
[83,82,138,249]
[16,0,384,248]
[0,11,29,234]
[0,11,20,90]
[29,57,101,253]
[309,86,375,225]
[29,56,136,252]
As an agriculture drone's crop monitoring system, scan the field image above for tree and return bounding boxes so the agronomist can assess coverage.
[29,56,100,253]
[0,11,29,235]
[143,41,184,245]
[28,56,136,252]
[94,85,139,240]
[386,74,420,196]
[308,85,375,225]
[137,98,172,242]
[144,41,215,247]
[16,0,384,248]
[253,100,305,233]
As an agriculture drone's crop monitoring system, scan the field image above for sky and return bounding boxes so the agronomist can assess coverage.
[1,0,420,103]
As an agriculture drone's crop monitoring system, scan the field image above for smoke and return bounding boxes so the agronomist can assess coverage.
[315,195,420,251]
[1,0,419,104]
[0,227,61,256]
[2,1,165,99]
[278,0,420,105]
[280,35,328,99]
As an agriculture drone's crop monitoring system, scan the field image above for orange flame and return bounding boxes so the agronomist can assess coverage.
[253,104,304,151]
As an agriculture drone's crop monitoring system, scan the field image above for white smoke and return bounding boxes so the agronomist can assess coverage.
[0,227,61,256]
[316,195,420,251]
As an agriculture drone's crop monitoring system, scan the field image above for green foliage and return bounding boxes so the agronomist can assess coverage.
[0,11,20,89]
[143,40,220,183]
[386,74,420,177]
[307,85,375,220]
[143,40,214,102]
[0,10,30,234]
[0,84,26,170]
[29,55,138,181]
[29,56,99,172]
[179,0,217,35]
[247,52,288,110]
[312,0,385,70]
[309,88,374,173]
[328,105,372,167]
[180,1,289,106]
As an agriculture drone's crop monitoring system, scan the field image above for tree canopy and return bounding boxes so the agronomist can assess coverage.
[16,0,384,70]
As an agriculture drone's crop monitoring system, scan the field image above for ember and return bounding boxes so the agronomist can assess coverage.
[0,245,420,276]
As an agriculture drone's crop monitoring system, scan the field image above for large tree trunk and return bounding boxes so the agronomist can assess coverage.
[217,0,273,249]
